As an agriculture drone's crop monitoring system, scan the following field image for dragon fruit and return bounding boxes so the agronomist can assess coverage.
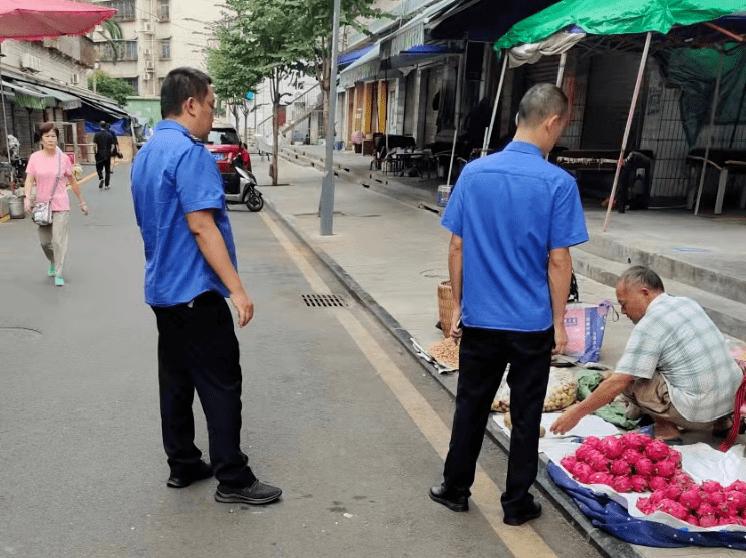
[620,432,648,451]
[649,476,669,492]
[588,472,613,486]
[725,490,746,511]
[612,476,633,493]
[589,454,611,472]
[727,480,746,493]
[649,490,667,505]
[661,501,689,521]
[560,456,579,473]
[702,480,724,494]
[665,484,684,502]
[697,502,716,517]
[635,457,654,477]
[706,490,726,507]
[699,515,719,528]
[679,487,703,510]
[636,496,654,514]
[671,473,693,490]
[583,436,602,450]
[573,462,593,483]
[621,448,642,465]
[630,475,648,493]
[610,459,631,476]
[600,437,624,459]
[645,439,670,461]
[575,444,593,462]
[685,514,700,526]
[667,448,683,465]
[653,458,678,479]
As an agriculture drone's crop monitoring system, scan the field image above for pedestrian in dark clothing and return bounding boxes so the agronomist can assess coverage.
[130,67,282,505]
[93,121,116,189]
[430,84,588,526]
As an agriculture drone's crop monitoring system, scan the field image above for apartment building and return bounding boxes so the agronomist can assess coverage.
[91,0,226,97]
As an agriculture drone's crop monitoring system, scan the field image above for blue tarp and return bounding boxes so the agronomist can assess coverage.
[84,119,129,136]
[338,44,375,66]
[548,461,746,550]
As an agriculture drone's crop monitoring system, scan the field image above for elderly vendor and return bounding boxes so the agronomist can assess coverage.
[551,266,742,443]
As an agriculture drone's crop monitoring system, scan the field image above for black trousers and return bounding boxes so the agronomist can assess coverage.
[95,157,111,186]
[443,325,553,515]
[151,292,257,488]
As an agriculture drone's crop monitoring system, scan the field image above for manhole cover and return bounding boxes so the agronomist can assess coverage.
[0,327,41,341]
[302,294,348,307]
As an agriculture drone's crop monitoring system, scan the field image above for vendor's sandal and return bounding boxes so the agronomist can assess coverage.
[713,417,734,438]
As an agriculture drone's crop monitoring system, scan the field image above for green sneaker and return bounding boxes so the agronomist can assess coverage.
[48,265,55,277]
[54,276,65,287]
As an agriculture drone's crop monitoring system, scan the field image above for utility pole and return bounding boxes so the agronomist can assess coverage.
[320,0,341,236]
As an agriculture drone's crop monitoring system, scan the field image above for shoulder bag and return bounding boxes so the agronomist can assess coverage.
[31,152,62,226]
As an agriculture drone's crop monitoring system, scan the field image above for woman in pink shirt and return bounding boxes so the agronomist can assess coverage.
[24,122,88,286]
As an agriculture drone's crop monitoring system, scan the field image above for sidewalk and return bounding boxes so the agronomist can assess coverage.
[257,150,746,558]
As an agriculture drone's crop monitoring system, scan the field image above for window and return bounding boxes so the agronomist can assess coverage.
[123,77,139,95]
[99,40,138,62]
[103,0,135,22]
[159,0,170,21]
[160,39,171,60]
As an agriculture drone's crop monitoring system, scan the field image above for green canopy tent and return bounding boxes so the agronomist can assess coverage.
[489,0,745,229]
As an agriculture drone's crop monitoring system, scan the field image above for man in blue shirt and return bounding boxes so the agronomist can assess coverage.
[131,67,281,505]
[430,84,588,525]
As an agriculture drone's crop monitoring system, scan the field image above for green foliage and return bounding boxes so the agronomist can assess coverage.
[96,20,123,63]
[87,70,136,106]
[207,0,380,101]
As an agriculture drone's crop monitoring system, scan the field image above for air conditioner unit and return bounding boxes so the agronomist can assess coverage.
[143,48,152,57]
[144,59,154,71]
[21,53,41,72]
[71,74,80,85]
[142,22,154,34]
[143,73,151,81]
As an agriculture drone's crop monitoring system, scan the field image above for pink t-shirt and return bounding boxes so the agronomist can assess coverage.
[26,148,73,211]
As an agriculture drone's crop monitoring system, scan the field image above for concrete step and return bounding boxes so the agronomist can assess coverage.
[572,247,746,341]
[581,230,746,306]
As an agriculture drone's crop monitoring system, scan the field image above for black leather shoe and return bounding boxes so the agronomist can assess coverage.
[215,480,282,504]
[429,484,469,512]
[503,501,542,526]
[167,460,213,488]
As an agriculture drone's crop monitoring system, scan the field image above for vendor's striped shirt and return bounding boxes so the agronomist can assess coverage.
[616,293,742,423]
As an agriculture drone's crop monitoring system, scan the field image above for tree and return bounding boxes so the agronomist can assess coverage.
[94,20,123,63]
[207,0,380,186]
[87,70,136,106]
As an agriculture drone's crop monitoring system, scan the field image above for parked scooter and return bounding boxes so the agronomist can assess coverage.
[225,160,264,212]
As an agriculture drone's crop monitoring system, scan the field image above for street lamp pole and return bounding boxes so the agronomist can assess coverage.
[320,0,341,236]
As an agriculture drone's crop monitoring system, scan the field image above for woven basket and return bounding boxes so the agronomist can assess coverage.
[437,280,453,338]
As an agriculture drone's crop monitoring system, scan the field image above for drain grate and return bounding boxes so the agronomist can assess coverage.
[302,294,348,308]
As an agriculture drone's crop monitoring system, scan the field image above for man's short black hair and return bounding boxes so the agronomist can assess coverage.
[517,84,569,127]
[99,120,107,127]
[161,67,212,119]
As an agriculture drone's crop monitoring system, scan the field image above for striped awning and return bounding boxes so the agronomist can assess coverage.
[2,81,54,110]
[382,0,462,58]
[31,84,82,110]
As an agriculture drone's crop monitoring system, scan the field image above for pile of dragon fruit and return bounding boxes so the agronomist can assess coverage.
[560,433,682,494]
[560,433,746,527]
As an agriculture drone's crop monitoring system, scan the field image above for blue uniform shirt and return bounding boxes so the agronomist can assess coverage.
[441,141,588,331]
[131,120,237,306]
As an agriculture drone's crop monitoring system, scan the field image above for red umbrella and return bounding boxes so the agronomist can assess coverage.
[0,0,116,41]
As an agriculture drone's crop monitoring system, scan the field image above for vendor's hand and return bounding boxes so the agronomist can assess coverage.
[230,290,254,328]
[550,404,583,435]
[552,321,568,355]
[449,307,462,339]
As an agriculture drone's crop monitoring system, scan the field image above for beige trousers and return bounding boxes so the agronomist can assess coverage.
[621,371,719,431]
[38,210,70,277]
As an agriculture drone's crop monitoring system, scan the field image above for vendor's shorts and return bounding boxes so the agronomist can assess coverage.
[621,372,718,431]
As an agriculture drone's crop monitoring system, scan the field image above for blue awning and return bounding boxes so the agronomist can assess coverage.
[387,43,463,69]
[338,44,375,66]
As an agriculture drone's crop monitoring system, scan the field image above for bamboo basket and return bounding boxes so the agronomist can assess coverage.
[437,280,453,338]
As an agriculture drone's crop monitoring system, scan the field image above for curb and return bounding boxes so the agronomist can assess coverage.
[264,197,644,558]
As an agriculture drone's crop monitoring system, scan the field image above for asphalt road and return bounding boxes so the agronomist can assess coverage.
[0,162,606,558]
